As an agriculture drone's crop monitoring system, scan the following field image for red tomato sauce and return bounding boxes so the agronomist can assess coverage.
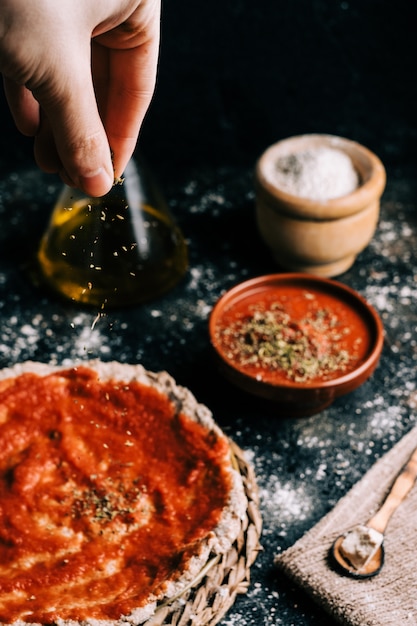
[214,286,371,385]
[0,367,232,623]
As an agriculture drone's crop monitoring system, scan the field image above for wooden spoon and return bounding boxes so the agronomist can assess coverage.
[331,444,417,578]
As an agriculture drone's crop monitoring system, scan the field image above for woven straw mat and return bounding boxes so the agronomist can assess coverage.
[142,439,262,626]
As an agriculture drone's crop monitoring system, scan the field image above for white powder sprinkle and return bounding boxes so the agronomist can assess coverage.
[258,475,314,537]
[0,311,111,365]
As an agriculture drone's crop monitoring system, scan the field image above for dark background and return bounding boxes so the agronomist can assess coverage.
[145,0,417,180]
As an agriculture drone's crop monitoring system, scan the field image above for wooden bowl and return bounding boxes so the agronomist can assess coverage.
[255,134,386,277]
[209,274,384,417]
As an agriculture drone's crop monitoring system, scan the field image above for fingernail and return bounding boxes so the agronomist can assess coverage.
[79,168,113,197]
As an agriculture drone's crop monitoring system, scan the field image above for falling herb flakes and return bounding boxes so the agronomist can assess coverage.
[217,301,355,382]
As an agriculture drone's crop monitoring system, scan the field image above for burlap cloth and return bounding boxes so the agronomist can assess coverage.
[275,425,417,626]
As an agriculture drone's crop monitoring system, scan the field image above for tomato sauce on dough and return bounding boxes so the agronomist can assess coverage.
[214,286,371,384]
[0,367,232,623]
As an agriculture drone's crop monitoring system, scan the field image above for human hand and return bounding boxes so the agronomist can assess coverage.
[0,0,160,196]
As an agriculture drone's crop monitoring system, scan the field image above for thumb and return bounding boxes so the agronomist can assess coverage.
[33,55,114,197]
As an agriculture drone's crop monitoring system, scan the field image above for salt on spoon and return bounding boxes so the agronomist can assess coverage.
[331,445,417,578]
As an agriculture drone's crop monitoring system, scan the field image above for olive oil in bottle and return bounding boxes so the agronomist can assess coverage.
[37,159,188,308]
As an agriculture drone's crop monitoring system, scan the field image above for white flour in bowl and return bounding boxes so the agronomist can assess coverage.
[269,146,360,201]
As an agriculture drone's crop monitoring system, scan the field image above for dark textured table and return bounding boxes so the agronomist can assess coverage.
[0,1,416,624]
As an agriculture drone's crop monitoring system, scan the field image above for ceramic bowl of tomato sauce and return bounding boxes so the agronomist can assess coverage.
[209,274,384,416]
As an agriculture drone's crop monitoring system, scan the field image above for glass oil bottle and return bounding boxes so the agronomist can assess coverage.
[37,158,188,308]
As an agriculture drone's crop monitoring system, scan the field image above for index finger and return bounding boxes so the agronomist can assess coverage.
[99,10,160,177]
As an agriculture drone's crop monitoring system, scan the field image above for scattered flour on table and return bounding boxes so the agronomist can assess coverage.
[265,146,359,200]
[220,585,282,626]
[257,474,315,538]
[146,263,244,333]
[243,448,315,540]
[0,311,112,364]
